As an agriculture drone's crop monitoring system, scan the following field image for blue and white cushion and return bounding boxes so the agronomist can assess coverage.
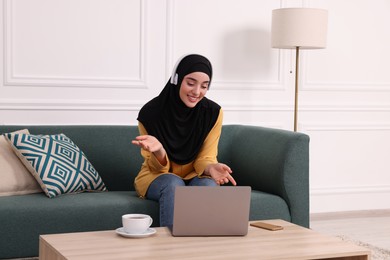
[5,133,107,198]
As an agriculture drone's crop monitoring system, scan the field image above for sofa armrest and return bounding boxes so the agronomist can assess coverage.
[220,125,310,227]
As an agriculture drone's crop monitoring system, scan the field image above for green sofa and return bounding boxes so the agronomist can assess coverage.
[0,124,309,259]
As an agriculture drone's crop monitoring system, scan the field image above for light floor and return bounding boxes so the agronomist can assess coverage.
[310,209,390,250]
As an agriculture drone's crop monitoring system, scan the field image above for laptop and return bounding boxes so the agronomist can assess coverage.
[171,186,251,236]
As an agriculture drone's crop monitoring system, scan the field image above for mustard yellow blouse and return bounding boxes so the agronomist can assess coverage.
[134,109,223,197]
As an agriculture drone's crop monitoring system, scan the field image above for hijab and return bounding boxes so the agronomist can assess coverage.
[137,54,221,164]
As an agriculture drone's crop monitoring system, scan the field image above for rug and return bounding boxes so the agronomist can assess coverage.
[337,235,390,260]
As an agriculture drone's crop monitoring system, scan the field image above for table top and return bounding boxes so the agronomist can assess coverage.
[39,219,371,260]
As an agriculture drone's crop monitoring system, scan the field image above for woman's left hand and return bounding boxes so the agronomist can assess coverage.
[204,163,237,186]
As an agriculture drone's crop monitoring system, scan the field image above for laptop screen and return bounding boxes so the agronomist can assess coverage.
[172,186,251,236]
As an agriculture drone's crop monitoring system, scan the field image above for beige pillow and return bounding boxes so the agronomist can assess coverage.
[0,129,42,196]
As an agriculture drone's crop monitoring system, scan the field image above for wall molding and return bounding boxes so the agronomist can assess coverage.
[223,103,390,112]
[299,103,390,112]
[310,185,390,213]
[2,98,390,113]
[0,99,143,111]
[3,0,147,89]
[300,122,390,132]
[311,185,390,196]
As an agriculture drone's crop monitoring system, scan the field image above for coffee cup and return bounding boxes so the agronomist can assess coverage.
[122,214,153,234]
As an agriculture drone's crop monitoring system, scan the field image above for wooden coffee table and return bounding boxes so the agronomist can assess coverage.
[39,219,371,259]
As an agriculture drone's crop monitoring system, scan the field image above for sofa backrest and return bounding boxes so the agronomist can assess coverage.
[1,125,309,196]
[0,125,241,192]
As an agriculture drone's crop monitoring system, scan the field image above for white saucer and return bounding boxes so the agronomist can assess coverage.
[115,227,156,238]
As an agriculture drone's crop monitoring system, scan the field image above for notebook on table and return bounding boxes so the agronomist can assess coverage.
[171,186,251,236]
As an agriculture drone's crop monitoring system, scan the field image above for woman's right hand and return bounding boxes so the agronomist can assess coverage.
[132,135,167,165]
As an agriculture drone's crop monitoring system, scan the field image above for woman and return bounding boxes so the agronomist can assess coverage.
[132,54,236,227]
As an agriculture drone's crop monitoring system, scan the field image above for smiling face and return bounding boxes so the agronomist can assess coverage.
[179,72,210,108]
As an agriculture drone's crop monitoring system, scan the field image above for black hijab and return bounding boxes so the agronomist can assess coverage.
[137,54,221,164]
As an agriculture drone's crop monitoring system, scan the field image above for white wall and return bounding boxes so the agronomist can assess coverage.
[1,0,390,213]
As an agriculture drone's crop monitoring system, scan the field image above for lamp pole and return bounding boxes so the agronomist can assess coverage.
[294,46,300,132]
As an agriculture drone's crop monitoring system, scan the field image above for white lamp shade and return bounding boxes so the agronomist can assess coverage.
[271,8,328,49]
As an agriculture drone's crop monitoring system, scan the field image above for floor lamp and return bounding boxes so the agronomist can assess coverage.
[271,8,328,132]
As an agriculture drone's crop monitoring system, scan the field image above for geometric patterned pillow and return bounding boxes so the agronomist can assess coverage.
[5,133,107,198]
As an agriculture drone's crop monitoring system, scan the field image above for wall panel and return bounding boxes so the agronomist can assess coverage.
[4,0,146,88]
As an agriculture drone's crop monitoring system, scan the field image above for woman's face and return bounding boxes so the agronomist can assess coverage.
[179,72,210,108]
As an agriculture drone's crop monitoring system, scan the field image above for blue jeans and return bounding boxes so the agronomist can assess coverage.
[146,174,217,227]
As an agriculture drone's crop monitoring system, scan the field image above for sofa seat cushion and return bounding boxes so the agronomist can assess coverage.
[249,190,291,222]
[0,191,159,259]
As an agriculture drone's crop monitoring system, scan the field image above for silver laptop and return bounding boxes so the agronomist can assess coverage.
[171,186,251,236]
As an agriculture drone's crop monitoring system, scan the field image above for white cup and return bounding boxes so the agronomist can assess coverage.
[122,214,153,234]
